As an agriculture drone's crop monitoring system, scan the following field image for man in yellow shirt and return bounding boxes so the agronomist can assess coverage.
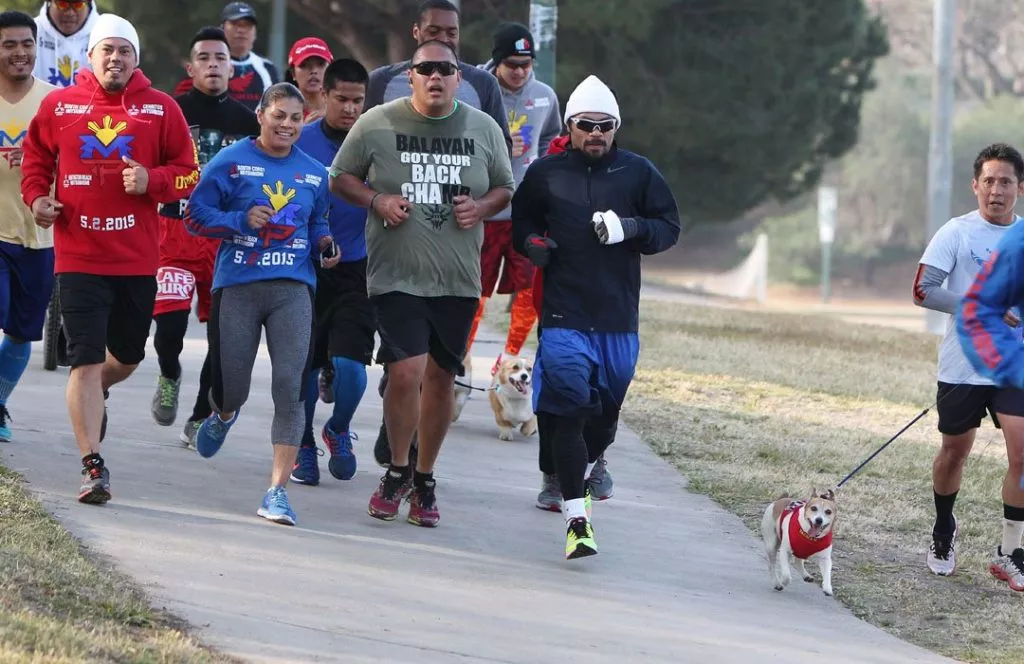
[0,11,57,441]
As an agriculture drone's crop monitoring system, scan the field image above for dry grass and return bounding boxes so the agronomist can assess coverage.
[0,465,238,663]
[484,295,1023,664]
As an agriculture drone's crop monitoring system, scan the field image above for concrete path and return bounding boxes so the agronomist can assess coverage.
[4,322,956,664]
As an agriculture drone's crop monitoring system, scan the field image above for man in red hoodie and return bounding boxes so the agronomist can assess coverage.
[20,13,199,505]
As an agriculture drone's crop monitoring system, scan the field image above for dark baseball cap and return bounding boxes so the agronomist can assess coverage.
[222,2,257,24]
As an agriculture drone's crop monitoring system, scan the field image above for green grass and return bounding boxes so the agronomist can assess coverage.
[0,465,238,663]
[484,294,1022,664]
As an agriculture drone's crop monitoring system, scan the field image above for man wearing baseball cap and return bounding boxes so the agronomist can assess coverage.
[286,37,333,122]
[173,2,280,111]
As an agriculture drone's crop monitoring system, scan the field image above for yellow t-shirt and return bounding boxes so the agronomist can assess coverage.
[0,77,56,249]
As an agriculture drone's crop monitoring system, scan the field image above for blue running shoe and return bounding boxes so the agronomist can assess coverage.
[290,444,322,485]
[257,486,296,526]
[322,422,357,480]
[0,405,13,442]
[195,411,238,458]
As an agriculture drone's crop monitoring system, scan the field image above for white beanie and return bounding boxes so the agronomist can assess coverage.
[563,75,620,126]
[88,14,140,59]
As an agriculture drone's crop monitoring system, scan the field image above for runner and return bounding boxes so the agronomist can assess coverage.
[331,40,514,527]
[364,0,512,467]
[291,57,371,485]
[20,13,199,504]
[512,74,681,558]
[459,22,560,411]
[284,37,332,122]
[173,2,280,111]
[151,26,259,448]
[0,11,57,441]
[184,81,337,525]
[920,143,1024,591]
[32,0,99,88]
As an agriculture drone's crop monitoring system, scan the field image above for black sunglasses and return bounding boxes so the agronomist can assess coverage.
[412,61,459,77]
[572,118,617,134]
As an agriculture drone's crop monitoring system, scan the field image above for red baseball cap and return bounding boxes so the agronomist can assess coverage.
[289,38,333,67]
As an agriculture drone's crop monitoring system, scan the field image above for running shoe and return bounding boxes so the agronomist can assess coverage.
[407,479,440,527]
[990,546,1024,591]
[536,473,561,512]
[927,516,957,576]
[322,422,357,480]
[179,419,201,450]
[565,517,597,560]
[195,411,239,458]
[257,486,296,526]
[368,469,412,521]
[78,458,111,505]
[585,455,614,500]
[151,375,180,426]
[290,443,322,485]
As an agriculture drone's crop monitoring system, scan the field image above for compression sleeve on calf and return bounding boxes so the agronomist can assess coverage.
[913,264,961,315]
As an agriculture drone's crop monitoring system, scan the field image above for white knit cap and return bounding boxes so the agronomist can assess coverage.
[563,74,620,126]
[88,14,140,59]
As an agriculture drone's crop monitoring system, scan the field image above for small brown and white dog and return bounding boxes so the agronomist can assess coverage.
[760,487,837,596]
[488,356,538,441]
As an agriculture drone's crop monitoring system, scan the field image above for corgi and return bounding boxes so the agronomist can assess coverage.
[760,487,837,596]
[488,356,538,441]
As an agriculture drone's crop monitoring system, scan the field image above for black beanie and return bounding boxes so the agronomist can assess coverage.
[491,22,534,64]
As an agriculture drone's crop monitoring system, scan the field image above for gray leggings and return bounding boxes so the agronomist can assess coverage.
[208,279,314,446]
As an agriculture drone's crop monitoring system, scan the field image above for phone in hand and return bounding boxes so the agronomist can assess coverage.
[320,240,338,267]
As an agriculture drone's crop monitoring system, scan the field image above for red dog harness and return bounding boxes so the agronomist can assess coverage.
[780,501,832,559]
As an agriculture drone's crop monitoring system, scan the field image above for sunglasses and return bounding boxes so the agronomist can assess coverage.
[52,0,87,10]
[502,60,532,71]
[572,118,617,134]
[412,61,458,77]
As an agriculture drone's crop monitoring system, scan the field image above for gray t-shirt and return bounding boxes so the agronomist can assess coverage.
[332,98,515,299]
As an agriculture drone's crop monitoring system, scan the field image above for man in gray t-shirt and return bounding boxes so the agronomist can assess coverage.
[331,40,514,527]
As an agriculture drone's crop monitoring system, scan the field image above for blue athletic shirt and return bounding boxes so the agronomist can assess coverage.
[185,138,331,291]
[295,119,368,262]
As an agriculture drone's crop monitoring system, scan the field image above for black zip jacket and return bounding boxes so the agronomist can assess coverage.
[511,145,681,333]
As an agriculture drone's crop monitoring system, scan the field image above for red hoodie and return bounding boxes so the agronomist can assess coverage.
[20,69,199,276]
[531,134,571,315]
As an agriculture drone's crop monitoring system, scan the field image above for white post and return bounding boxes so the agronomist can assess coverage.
[925,0,956,335]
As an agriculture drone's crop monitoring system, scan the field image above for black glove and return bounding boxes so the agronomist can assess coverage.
[524,234,557,267]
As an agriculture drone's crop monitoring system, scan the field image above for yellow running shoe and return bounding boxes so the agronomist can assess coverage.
[565,517,597,560]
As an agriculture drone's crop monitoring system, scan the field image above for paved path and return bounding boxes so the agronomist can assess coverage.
[4,322,956,663]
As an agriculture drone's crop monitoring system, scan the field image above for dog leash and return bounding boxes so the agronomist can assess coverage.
[453,378,497,393]
[834,382,968,490]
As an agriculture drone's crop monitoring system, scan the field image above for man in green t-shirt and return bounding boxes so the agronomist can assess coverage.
[331,39,514,528]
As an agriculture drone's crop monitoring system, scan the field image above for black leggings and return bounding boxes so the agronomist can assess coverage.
[153,310,214,423]
[539,411,618,499]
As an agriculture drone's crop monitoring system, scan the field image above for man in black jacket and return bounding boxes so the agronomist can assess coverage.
[512,74,681,560]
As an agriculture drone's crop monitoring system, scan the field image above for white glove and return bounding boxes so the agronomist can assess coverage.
[592,209,624,245]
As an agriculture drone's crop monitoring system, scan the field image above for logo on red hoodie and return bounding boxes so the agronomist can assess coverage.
[79,115,134,160]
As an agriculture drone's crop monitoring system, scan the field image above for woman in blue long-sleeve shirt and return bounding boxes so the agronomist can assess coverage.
[184,82,338,526]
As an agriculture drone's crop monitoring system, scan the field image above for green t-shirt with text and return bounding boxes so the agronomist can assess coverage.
[332,98,515,298]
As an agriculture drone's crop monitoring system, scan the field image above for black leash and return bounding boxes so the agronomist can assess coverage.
[835,382,966,489]
[453,378,496,393]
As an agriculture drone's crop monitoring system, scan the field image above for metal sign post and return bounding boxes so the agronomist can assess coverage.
[818,186,838,304]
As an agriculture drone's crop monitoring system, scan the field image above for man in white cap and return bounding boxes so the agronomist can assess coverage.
[512,74,682,560]
[20,13,199,505]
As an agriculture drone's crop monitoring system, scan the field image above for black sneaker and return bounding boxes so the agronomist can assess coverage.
[373,417,417,468]
[79,458,111,504]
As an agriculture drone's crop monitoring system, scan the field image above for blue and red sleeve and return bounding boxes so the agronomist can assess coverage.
[957,224,1024,387]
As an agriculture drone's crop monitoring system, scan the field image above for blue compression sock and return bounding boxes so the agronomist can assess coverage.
[0,337,31,405]
[327,357,367,433]
[301,369,319,447]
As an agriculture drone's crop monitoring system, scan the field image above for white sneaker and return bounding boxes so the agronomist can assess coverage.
[989,546,1024,591]
[451,356,472,422]
[927,516,957,576]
